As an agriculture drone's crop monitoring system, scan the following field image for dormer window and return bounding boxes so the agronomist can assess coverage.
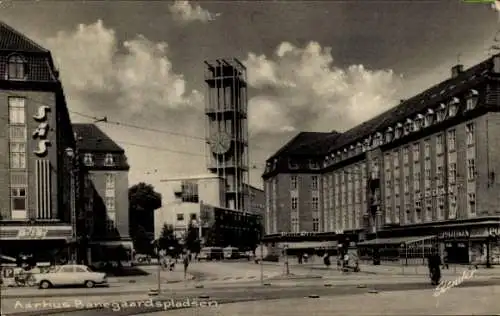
[104,153,115,166]
[7,55,27,80]
[83,153,94,166]
[288,159,299,169]
[385,127,393,143]
[404,119,413,135]
[425,109,434,126]
[309,159,320,169]
[356,142,362,154]
[449,97,459,117]
[466,89,478,111]
[373,132,383,147]
[265,162,272,172]
[362,138,370,152]
[437,103,446,122]
[414,114,424,131]
[394,123,402,139]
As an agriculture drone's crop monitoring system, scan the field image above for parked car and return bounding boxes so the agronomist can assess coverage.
[33,264,107,289]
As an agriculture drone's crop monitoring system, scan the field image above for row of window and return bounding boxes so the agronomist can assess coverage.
[83,153,117,167]
[289,217,321,232]
[322,92,478,168]
[177,213,198,221]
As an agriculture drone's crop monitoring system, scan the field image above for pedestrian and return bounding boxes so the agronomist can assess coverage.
[183,254,189,279]
[442,251,449,270]
[303,253,309,263]
[298,254,303,264]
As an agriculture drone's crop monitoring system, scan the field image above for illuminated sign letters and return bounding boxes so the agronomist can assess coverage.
[32,105,51,157]
[17,227,48,239]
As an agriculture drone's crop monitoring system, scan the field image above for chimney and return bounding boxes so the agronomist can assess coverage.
[451,64,464,78]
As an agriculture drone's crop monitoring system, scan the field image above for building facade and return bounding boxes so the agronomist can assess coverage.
[0,22,76,263]
[72,124,132,264]
[0,23,133,265]
[263,55,500,264]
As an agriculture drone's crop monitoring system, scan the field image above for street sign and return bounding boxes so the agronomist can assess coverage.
[2,267,14,279]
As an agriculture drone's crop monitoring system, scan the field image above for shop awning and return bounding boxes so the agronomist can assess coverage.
[278,241,338,249]
[357,235,437,247]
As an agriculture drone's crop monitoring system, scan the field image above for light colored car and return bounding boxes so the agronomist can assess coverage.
[33,264,107,289]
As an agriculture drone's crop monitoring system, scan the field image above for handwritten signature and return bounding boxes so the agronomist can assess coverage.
[433,269,477,297]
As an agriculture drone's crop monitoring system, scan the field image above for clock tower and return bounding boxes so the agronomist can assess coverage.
[204,59,249,212]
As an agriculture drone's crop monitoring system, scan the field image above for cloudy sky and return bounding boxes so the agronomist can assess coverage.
[1,0,498,188]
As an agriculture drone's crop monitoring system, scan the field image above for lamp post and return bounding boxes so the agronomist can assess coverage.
[65,147,78,264]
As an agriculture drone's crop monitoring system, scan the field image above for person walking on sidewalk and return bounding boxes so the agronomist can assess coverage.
[183,254,189,280]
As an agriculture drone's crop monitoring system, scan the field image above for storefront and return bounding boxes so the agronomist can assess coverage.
[0,225,73,264]
[89,240,134,267]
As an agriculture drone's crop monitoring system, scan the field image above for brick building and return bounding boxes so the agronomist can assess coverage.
[262,54,500,264]
[0,22,132,265]
[72,124,132,265]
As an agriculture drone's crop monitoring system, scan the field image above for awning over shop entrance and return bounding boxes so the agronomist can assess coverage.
[278,241,338,249]
[357,235,437,247]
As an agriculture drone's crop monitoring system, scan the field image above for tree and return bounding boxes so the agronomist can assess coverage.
[184,223,200,254]
[132,225,154,255]
[129,182,162,252]
[158,224,180,255]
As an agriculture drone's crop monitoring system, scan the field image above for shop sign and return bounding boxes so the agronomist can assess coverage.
[470,227,500,238]
[2,267,14,279]
[335,229,343,235]
[32,105,51,157]
[439,229,470,239]
[17,227,48,239]
[280,232,315,237]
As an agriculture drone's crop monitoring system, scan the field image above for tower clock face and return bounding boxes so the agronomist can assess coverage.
[210,131,232,155]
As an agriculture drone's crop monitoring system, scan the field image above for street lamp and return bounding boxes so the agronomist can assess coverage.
[65,147,78,264]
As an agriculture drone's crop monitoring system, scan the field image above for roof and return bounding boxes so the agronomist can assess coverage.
[326,57,494,153]
[72,123,124,152]
[159,174,223,182]
[0,21,48,53]
[267,132,333,160]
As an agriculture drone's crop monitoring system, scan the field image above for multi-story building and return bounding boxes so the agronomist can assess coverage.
[0,22,77,263]
[153,174,263,249]
[0,22,133,266]
[262,54,500,264]
[72,123,132,264]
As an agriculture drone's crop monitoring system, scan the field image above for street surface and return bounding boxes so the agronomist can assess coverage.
[4,277,500,315]
[3,261,500,315]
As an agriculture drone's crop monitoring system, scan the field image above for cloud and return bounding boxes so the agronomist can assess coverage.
[45,20,203,119]
[169,0,219,23]
[243,41,403,135]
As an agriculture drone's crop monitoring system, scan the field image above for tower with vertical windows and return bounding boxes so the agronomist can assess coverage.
[204,59,249,212]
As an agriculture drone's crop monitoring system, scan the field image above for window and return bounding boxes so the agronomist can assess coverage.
[7,55,26,80]
[9,142,26,169]
[424,139,431,158]
[466,96,478,111]
[426,200,432,221]
[449,104,458,117]
[436,134,444,155]
[437,107,446,122]
[104,153,115,166]
[447,130,456,152]
[414,171,421,192]
[403,146,409,165]
[83,153,94,166]
[312,218,320,232]
[107,212,116,230]
[468,193,476,215]
[309,160,320,169]
[384,154,391,171]
[105,173,115,189]
[105,196,115,211]
[413,143,420,162]
[291,218,299,233]
[449,163,457,184]
[425,113,434,126]
[312,197,319,210]
[311,176,318,190]
[11,187,26,212]
[385,206,392,223]
[291,197,298,210]
[467,159,476,181]
[60,266,74,273]
[190,213,197,220]
[437,196,445,220]
[394,126,402,139]
[395,205,400,224]
[466,123,475,146]
[177,213,184,221]
[75,267,87,273]
[404,175,410,193]
[394,178,400,195]
[404,121,412,135]
[288,160,299,169]
[8,97,25,124]
[9,126,26,141]
[436,165,444,187]
[393,151,399,168]
[290,176,298,190]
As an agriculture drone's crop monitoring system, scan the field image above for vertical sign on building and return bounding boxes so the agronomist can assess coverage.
[32,105,51,156]
[33,105,52,219]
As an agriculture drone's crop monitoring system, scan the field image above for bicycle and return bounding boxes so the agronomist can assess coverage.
[14,271,36,287]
